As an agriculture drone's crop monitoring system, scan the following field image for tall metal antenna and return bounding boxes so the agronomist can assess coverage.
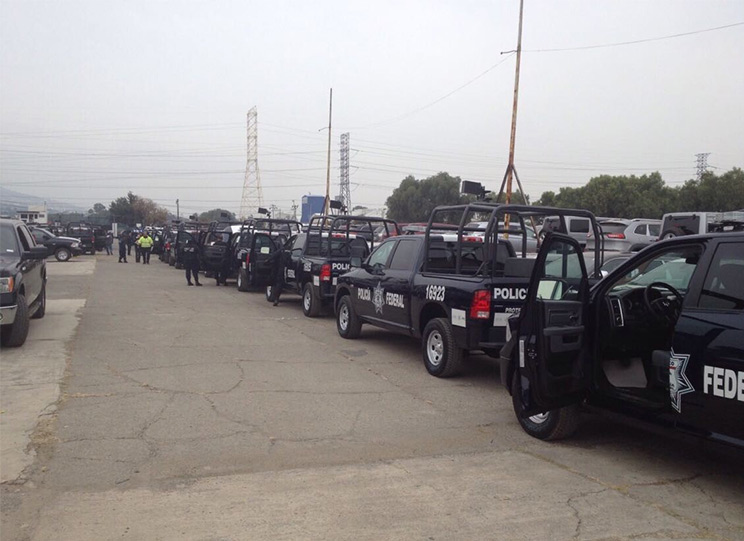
[339,132,351,212]
[323,88,333,215]
[695,152,710,181]
[240,107,264,219]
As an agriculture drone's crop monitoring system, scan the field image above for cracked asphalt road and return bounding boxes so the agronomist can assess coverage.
[1,253,743,540]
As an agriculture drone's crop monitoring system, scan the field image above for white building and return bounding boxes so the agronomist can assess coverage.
[16,203,48,224]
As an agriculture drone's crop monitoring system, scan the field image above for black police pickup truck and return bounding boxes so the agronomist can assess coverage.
[29,226,84,262]
[335,204,602,377]
[65,222,96,254]
[1,219,48,347]
[234,218,302,292]
[199,220,242,282]
[271,215,399,317]
[167,222,208,269]
[501,231,744,448]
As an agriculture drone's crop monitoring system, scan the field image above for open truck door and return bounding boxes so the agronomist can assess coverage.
[511,233,590,439]
[250,232,278,287]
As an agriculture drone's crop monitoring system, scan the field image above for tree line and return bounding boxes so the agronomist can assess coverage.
[385,168,744,222]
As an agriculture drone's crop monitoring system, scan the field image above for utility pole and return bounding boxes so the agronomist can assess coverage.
[323,88,333,215]
[291,200,299,221]
[176,199,180,220]
[695,153,710,181]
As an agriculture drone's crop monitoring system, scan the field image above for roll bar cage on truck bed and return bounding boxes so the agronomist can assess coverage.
[423,203,604,278]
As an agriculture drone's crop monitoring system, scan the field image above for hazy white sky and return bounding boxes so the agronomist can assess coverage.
[1,0,743,218]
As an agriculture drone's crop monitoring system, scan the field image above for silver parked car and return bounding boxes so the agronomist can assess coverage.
[587,218,661,253]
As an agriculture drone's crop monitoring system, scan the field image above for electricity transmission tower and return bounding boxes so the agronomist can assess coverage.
[339,132,351,212]
[240,107,264,219]
[695,153,710,181]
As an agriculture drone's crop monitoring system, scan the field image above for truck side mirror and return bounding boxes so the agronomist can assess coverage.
[22,246,49,260]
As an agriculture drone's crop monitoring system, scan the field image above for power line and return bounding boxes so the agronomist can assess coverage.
[518,21,744,53]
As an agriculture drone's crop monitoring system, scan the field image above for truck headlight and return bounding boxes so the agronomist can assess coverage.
[0,277,14,293]
[72,242,80,248]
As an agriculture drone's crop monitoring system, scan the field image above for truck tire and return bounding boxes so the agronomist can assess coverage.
[511,371,579,441]
[55,247,71,262]
[336,295,362,339]
[422,318,463,377]
[302,283,321,317]
[31,284,46,319]
[237,268,249,292]
[660,230,677,240]
[169,255,176,266]
[1,294,30,347]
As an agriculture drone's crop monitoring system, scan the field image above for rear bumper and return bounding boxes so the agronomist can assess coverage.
[0,304,18,325]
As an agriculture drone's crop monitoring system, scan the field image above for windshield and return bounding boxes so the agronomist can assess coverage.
[609,247,702,294]
[1,224,20,256]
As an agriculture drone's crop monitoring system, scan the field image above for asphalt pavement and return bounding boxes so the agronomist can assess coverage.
[1,251,742,540]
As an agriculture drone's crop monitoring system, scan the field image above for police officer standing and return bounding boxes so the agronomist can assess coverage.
[137,231,154,264]
[182,239,202,286]
[267,238,286,306]
[118,231,128,263]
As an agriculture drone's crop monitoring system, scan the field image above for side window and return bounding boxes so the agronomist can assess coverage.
[389,240,418,271]
[253,234,273,254]
[648,224,660,237]
[32,230,45,242]
[634,224,647,235]
[367,241,396,269]
[697,243,744,311]
[538,239,585,300]
[16,226,32,251]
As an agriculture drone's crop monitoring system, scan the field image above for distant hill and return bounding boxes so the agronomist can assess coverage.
[0,186,87,216]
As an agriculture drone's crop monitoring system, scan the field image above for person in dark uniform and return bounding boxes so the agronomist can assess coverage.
[118,231,128,263]
[268,238,286,306]
[212,233,230,286]
[182,239,202,286]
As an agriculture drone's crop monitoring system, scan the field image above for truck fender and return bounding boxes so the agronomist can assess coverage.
[417,302,448,337]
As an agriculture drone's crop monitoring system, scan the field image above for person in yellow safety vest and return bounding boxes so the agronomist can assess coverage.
[137,231,155,265]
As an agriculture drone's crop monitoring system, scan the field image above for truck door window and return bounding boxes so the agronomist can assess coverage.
[368,241,396,269]
[697,243,744,310]
[634,224,647,235]
[389,240,417,271]
[569,219,589,233]
[539,240,584,300]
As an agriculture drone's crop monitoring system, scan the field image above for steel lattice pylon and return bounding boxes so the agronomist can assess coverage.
[339,132,350,212]
[240,107,264,219]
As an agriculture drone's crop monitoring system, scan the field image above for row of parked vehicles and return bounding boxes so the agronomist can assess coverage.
[154,204,743,451]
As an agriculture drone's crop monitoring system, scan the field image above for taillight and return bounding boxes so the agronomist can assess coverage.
[463,236,482,242]
[320,263,331,282]
[245,252,251,265]
[469,289,491,319]
[606,233,626,239]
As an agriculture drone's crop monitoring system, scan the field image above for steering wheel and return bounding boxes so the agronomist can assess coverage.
[643,282,683,325]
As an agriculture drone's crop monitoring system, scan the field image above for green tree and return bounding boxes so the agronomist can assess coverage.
[386,172,465,222]
[533,169,744,218]
[108,192,168,226]
[199,208,236,222]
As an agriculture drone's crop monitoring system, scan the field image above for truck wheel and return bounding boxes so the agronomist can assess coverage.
[55,247,71,262]
[31,284,46,319]
[175,260,183,270]
[169,255,175,266]
[1,294,30,347]
[422,318,463,377]
[660,230,677,240]
[237,269,249,292]
[265,285,273,302]
[336,295,362,339]
[511,371,579,441]
[302,283,321,317]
